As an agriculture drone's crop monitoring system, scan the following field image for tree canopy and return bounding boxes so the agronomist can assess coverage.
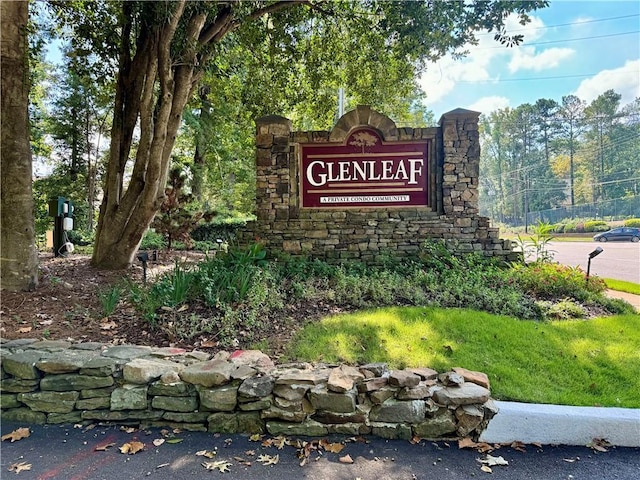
[32,0,548,269]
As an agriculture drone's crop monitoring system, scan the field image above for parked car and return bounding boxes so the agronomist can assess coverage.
[593,227,640,242]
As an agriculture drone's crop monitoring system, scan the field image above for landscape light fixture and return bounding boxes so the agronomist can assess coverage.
[586,247,603,284]
[136,250,158,285]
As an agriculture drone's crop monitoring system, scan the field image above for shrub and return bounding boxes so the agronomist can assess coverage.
[584,221,609,232]
[552,223,565,233]
[509,262,606,300]
[624,218,640,228]
[191,217,249,243]
[140,229,167,250]
[538,298,587,319]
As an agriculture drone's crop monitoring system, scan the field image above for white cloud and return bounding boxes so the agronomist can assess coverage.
[573,59,640,105]
[466,96,511,114]
[419,13,547,104]
[508,47,575,73]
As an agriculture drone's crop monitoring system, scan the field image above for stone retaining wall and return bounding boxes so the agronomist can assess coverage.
[1,340,497,441]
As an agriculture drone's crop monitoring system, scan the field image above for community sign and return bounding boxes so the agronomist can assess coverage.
[300,128,430,208]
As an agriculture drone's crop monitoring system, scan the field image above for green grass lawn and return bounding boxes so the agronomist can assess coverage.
[605,278,640,295]
[285,307,640,408]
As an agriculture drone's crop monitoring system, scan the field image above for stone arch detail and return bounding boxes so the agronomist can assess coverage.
[329,105,398,142]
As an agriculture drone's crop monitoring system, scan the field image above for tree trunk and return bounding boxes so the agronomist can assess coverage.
[91,2,226,269]
[192,85,211,201]
[1,0,39,291]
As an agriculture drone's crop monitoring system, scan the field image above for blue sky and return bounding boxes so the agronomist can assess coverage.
[420,0,640,116]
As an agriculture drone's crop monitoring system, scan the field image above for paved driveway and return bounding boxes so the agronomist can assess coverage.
[548,241,639,283]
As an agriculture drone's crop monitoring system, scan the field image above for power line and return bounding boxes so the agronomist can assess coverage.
[475,14,640,36]
[523,30,640,47]
[457,69,638,84]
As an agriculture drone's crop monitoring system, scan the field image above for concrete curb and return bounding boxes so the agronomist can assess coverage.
[479,401,640,447]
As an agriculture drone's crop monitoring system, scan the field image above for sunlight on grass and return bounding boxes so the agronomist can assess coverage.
[286,307,640,408]
[604,278,640,295]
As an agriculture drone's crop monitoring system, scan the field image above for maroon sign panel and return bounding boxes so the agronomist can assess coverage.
[300,128,429,208]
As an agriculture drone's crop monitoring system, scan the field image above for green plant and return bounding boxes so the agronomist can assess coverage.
[152,167,215,249]
[140,229,167,250]
[514,221,556,263]
[151,261,195,307]
[624,218,640,227]
[510,262,606,300]
[539,298,587,319]
[98,286,123,317]
[583,220,609,232]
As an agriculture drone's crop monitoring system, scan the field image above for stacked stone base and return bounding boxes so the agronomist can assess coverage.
[1,340,497,441]
[239,209,517,264]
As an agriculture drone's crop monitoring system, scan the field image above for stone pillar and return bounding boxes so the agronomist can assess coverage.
[254,115,293,222]
[439,109,481,217]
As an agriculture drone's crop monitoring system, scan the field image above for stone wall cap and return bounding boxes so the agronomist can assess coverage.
[439,108,481,123]
[255,115,292,126]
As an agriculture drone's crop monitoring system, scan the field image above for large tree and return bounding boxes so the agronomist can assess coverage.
[1,0,39,291]
[51,0,547,269]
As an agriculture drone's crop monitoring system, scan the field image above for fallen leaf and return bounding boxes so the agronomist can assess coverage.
[588,438,611,453]
[153,439,165,447]
[1,428,30,443]
[202,460,232,472]
[196,449,216,458]
[249,433,263,442]
[8,462,32,474]
[480,465,493,474]
[257,454,279,465]
[410,435,422,445]
[245,450,255,456]
[95,442,117,451]
[459,437,495,453]
[177,304,189,312]
[323,442,345,454]
[120,441,144,454]
[563,458,577,463]
[233,456,252,466]
[120,426,137,434]
[156,463,170,469]
[272,435,287,449]
[458,437,477,449]
[478,455,509,467]
[339,454,354,464]
[166,438,183,444]
[510,441,526,452]
[100,321,117,330]
[17,327,32,334]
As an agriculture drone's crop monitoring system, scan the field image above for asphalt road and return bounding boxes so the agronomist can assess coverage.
[548,241,640,283]
[2,422,639,480]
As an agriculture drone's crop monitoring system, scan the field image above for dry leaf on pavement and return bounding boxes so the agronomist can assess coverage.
[339,454,354,464]
[95,442,117,451]
[196,449,217,458]
[478,454,509,467]
[202,460,232,472]
[8,462,32,474]
[588,438,612,452]
[1,428,30,443]
[257,454,279,465]
[120,441,145,454]
[152,439,165,447]
[480,465,493,473]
